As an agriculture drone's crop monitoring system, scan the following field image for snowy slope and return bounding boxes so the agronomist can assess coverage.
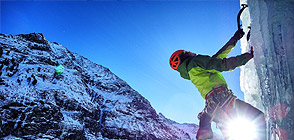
[0,33,223,139]
[239,0,294,139]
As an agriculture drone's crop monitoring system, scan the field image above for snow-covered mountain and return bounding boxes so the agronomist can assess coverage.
[240,0,294,139]
[0,33,223,139]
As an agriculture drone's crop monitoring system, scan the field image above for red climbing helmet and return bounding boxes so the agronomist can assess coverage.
[169,50,184,70]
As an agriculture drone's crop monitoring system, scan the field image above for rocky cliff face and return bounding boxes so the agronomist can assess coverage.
[0,33,223,140]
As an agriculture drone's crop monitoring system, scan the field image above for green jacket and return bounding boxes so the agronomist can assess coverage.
[177,37,253,99]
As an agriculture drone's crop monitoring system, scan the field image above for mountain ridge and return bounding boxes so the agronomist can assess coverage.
[0,33,222,140]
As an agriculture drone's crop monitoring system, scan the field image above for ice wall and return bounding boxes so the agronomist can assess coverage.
[240,0,294,139]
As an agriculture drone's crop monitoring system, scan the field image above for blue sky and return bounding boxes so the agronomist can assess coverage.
[1,0,244,127]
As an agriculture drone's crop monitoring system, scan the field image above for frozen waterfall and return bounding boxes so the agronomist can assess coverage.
[240,0,294,139]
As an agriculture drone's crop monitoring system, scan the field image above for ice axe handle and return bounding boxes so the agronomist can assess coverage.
[237,4,248,30]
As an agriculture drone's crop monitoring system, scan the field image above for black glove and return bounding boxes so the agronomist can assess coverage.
[233,29,245,40]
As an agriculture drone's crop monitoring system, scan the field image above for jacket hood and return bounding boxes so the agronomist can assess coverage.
[176,58,191,80]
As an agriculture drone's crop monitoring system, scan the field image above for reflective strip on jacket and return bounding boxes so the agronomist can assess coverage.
[176,37,253,99]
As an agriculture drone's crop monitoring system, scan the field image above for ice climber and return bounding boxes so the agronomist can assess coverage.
[169,29,266,140]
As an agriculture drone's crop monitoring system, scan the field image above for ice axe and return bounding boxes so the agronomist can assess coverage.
[237,4,253,55]
[237,4,248,30]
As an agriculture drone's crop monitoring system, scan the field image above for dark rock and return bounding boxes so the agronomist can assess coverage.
[32,79,37,86]
[62,129,87,140]
[0,47,3,57]
[19,33,50,46]
[0,78,5,85]
[0,94,4,100]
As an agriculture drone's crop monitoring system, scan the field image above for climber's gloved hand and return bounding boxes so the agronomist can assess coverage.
[233,29,245,40]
